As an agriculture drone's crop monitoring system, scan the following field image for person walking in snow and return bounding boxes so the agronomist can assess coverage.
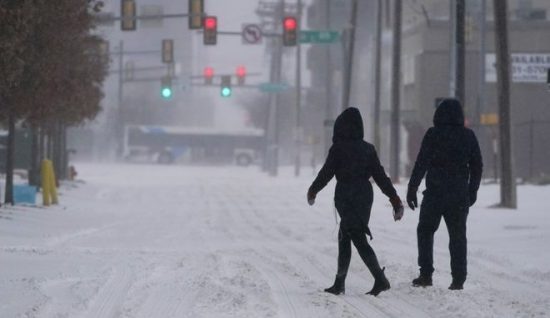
[407,98,483,290]
[307,107,404,296]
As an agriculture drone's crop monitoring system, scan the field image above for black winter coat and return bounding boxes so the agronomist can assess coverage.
[309,108,398,235]
[408,98,483,206]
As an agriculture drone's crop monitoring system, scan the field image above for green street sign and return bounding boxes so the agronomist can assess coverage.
[299,30,340,44]
[259,82,289,93]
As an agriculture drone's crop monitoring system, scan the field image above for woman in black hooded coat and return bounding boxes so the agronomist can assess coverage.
[307,107,403,296]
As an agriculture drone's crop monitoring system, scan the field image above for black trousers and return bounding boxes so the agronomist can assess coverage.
[417,196,469,281]
[336,225,383,280]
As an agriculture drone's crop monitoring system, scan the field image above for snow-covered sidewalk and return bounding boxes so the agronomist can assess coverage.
[1,163,549,318]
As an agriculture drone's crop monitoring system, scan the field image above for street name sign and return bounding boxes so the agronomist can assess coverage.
[259,82,289,93]
[299,30,340,44]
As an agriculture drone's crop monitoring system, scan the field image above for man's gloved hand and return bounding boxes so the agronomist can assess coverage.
[390,196,404,221]
[469,191,477,207]
[307,190,316,206]
[407,186,418,211]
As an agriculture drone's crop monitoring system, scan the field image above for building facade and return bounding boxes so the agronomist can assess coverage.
[400,0,550,179]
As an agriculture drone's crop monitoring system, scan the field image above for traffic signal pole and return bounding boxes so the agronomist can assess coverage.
[266,0,285,177]
[294,0,303,177]
[373,0,383,152]
[389,0,402,182]
[323,0,333,158]
[341,0,358,112]
[117,40,125,159]
[493,0,517,208]
[476,0,487,129]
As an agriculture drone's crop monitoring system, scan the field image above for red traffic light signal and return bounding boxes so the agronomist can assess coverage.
[204,16,217,29]
[204,67,214,84]
[283,17,297,46]
[203,16,217,45]
[236,65,246,85]
[284,17,297,31]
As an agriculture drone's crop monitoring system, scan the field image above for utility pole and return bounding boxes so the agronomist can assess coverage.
[294,0,303,177]
[342,0,358,112]
[449,0,456,97]
[266,0,285,177]
[449,0,466,103]
[323,0,333,157]
[117,40,125,160]
[373,0,383,151]
[476,0,487,127]
[389,0,402,181]
[493,0,517,208]
[455,0,466,104]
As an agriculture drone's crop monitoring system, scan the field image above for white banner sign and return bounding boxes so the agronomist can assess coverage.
[486,53,550,83]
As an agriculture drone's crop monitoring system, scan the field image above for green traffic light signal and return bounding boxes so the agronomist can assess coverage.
[221,87,232,97]
[160,76,173,99]
[220,75,232,98]
[162,87,173,99]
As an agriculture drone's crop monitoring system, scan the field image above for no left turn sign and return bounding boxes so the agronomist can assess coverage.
[242,24,263,45]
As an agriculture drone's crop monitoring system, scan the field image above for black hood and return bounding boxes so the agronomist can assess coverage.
[433,98,465,127]
[333,107,364,143]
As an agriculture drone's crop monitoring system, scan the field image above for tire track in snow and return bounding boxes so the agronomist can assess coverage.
[121,259,198,318]
[81,267,135,318]
[246,249,318,318]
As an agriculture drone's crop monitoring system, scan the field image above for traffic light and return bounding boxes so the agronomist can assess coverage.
[220,75,232,97]
[121,0,136,31]
[236,66,246,85]
[283,16,297,46]
[162,39,174,64]
[124,61,135,81]
[203,16,217,45]
[204,67,214,85]
[161,76,173,99]
[188,0,204,29]
[98,40,109,64]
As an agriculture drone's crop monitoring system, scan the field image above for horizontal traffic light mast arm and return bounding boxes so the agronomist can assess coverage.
[109,49,161,56]
[98,12,205,22]
[197,30,283,37]
[109,65,169,74]
[122,76,180,83]
[190,83,261,89]
[188,83,306,92]
[189,72,262,79]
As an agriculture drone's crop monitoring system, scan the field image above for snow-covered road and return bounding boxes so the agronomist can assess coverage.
[1,164,549,318]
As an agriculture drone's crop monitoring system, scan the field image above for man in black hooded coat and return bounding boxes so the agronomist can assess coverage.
[407,98,483,290]
[307,107,403,296]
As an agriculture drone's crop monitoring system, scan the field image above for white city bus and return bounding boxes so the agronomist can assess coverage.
[123,125,265,166]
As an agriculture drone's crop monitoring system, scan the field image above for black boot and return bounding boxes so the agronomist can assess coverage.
[324,275,345,295]
[412,274,433,287]
[448,278,464,290]
[366,267,390,296]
